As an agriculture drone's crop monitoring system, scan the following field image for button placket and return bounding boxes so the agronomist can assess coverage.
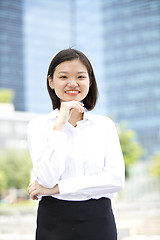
[73,128,85,176]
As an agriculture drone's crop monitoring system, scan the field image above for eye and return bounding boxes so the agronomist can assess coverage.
[78,76,86,79]
[60,76,67,79]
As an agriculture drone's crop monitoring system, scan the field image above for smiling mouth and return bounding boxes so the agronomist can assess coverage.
[65,90,80,95]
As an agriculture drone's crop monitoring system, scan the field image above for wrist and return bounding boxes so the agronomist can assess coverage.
[53,122,64,131]
[54,118,66,131]
[49,184,59,195]
[48,184,59,195]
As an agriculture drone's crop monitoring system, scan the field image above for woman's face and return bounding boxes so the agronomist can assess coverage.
[49,59,91,103]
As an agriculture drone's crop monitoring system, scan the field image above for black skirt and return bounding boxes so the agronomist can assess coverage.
[36,196,117,240]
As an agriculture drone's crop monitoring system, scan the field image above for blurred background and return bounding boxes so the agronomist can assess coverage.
[0,0,160,239]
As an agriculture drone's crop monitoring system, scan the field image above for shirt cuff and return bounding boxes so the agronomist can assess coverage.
[58,171,125,195]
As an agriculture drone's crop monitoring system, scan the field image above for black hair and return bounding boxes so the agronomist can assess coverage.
[47,48,98,110]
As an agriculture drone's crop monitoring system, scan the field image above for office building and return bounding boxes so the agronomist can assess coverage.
[102,0,160,154]
[0,0,25,111]
[75,0,107,114]
[24,0,72,113]
[1,0,160,156]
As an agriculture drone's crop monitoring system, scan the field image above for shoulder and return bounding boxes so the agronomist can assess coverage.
[87,113,120,139]
[87,112,116,128]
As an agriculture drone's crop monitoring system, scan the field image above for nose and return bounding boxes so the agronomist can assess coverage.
[67,78,78,88]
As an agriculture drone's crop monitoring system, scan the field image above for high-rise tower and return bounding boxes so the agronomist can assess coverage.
[24,0,72,113]
[0,0,25,111]
[102,0,160,154]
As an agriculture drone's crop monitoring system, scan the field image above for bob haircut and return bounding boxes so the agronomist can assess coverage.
[47,48,98,110]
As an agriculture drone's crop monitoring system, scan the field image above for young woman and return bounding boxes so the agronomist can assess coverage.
[27,48,125,240]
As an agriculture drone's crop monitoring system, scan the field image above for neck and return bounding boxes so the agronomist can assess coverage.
[68,109,83,127]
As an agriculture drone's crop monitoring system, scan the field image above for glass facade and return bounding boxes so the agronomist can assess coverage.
[24,0,107,114]
[102,0,160,155]
[0,0,24,111]
[24,0,72,113]
[1,0,159,156]
[75,0,107,114]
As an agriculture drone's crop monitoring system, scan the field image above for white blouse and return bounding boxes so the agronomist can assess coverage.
[27,109,125,201]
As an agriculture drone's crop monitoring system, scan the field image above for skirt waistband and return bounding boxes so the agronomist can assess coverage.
[39,196,112,220]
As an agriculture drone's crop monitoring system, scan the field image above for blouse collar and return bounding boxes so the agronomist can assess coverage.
[47,108,95,123]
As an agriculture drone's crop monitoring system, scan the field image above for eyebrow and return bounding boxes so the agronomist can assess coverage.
[58,71,68,74]
[78,71,87,74]
[58,71,87,74]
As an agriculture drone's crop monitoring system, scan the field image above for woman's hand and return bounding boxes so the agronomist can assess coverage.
[28,181,59,200]
[54,101,85,131]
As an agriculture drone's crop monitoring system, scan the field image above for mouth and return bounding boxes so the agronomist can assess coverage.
[65,90,80,96]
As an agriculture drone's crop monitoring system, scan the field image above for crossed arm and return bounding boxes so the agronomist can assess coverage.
[28,181,59,200]
[28,101,85,200]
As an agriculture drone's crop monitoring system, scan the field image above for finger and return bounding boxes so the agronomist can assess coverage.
[61,101,85,114]
[29,186,38,195]
[32,195,38,200]
[79,102,84,106]
[69,105,83,114]
[28,185,36,194]
[28,180,36,187]
[30,189,39,199]
[28,183,35,191]
[70,102,85,113]
[71,101,84,107]
[75,105,85,113]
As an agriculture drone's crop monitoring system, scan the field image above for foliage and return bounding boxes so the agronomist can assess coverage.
[118,122,143,178]
[0,88,14,103]
[0,170,8,192]
[149,152,160,177]
[0,150,32,193]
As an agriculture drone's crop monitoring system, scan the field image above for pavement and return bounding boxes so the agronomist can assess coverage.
[113,200,160,240]
[0,200,160,240]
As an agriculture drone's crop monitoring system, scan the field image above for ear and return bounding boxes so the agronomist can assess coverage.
[48,75,54,89]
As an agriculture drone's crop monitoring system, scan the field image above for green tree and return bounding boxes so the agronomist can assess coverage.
[0,170,8,193]
[0,88,14,103]
[118,122,142,178]
[149,152,160,177]
[0,150,32,192]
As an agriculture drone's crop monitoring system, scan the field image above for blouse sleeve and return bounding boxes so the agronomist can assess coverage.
[27,119,67,188]
[58,119,125,197]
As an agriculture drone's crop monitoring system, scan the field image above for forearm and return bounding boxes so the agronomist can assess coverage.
[28,181,59,200]
[44,184,59,195]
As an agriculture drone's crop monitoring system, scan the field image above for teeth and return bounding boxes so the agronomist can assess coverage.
[66,91,79,93]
